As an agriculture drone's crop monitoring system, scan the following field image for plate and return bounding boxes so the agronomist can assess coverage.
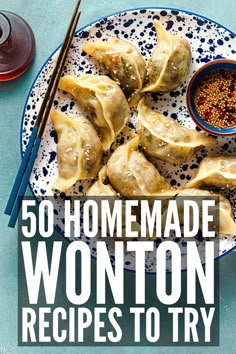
[21,8,236,272]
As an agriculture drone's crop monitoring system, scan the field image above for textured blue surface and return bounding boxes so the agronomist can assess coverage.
[0,0,236,353]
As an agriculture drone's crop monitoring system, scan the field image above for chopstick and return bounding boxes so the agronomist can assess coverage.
[5,0,81,228]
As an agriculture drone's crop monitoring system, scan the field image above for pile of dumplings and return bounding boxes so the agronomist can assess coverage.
[50,19,236,236]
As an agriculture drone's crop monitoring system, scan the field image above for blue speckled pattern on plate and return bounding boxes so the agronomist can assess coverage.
[21,8,236,272]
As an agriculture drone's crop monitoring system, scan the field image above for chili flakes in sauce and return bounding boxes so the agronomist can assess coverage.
[194,69,236,128]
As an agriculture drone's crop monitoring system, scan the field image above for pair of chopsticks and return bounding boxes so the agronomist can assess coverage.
[5,0,82,228]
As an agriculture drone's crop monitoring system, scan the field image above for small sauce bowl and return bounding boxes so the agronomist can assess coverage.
[186,59,236,136]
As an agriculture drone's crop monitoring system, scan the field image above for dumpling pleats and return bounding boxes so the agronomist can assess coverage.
[82,37,146,100]
[58,74,130,151]
[107,136,177,197]
[50,110,103,192]
[142,19,191,93]
[185,156,236,189]
[137,99,215,164]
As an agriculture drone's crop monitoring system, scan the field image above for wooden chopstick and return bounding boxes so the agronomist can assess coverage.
[5,0,82,228]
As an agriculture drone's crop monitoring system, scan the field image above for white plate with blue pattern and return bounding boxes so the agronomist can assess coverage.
[21,8,236,272]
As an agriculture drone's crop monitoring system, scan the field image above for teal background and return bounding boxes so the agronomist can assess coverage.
[0,0,235,353]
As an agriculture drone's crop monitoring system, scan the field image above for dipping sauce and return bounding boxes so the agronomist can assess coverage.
[193,69,236,128]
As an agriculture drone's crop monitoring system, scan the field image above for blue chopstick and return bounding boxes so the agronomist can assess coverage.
[4,125,38,216]
[8,137,41,228]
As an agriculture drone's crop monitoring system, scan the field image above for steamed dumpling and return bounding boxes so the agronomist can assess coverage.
[185,156,236,189]
[50,110,103,192]
[86,166,117,196]
[58,74,130,150]
[177,188,236,235]
[137,99,215,164]
[86,166,142,240]
[107,136,177,197]
[142,19,191,93]
[82,38,146,99]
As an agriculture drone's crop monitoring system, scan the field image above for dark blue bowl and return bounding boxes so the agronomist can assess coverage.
[186,59,236,136]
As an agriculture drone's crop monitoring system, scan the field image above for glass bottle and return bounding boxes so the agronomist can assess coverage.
[0,11,36,81]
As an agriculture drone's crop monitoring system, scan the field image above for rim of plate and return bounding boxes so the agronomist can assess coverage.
[20,7,236,273]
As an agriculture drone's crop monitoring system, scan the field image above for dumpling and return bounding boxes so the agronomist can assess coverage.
[86,167,142,240]
[142,19,191,93]
[137,99,215,164]
[177,188,236,235]
[50,109,103,192]
[86,166,117,196]
[82,38,146,100]
[107,136,177,197]
[58,74,130,150]
[185,156,236,189]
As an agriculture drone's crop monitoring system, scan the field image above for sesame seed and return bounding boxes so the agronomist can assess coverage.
[193,69,236,128]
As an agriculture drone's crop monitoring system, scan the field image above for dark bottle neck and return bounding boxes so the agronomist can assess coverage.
[0,13,11,46]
